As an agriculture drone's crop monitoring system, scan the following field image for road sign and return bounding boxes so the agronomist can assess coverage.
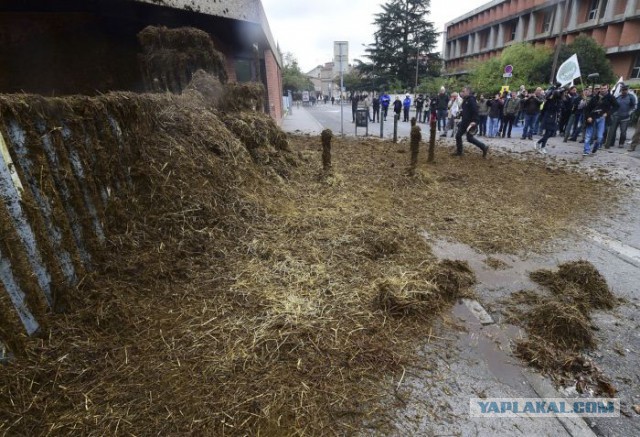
[333,41,349,73]
[503,73,513,78]
[504,64,513,74]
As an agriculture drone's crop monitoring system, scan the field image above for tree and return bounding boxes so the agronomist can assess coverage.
[340,70,364,91]
[558,36,614,85]
[282,53,314,93]
[365,0,439,90]
[466,43,552,94]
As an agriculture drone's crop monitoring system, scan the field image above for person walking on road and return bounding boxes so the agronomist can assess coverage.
[364,94,372,122]
[522,89,543,140]
[380,92,391,121]
[502,91,520,138]
[403,94,412,122]
[393,96,402,120]
[563,86,581,142]
[487,93,504,138]
[477,94,489,136]
[536,87,562,155]
[584,84,618,155]
[605,84,637,149]
[351,94,359,123]
[443,92,462,138]
[436,87,449,132]
[372,94,380,123]
[568,87,591,142]
[415,94,425,123]
[453,86,489,158]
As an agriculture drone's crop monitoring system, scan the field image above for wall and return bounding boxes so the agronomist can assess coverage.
[0,94,156,356]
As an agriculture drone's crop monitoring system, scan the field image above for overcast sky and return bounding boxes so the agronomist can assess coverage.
[261,0,490,73]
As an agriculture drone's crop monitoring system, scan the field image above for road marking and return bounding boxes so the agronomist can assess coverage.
[583,228,640,267]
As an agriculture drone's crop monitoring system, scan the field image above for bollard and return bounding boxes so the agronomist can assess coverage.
[428,114,437,163]
[409,121,421,176]
[393,114,398,144]
[321,129,333,173]
[380,113,384,138]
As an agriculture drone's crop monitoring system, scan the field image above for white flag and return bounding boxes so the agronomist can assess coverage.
[613,76,624,97]
[556,54,581,87]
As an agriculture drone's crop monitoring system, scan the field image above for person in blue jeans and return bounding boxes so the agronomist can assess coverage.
[477,94,489,136]
[436,87,449,131]
[521,89,543,139]
[487,93,503,137]
[583,84,617,155]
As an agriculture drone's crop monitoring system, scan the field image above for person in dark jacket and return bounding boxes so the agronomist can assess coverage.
[558,89,573,135]
[521,89,544,140]
[563,86,581,142]
[584,84,618,155]
[436,87,449,131]
[393,96,402,119]
[536,88,562,154]
[487,93,503,138]
[502,91,520,138]
[415,94,425,123]
[372,95,380,123]
[425,95,437,123]
[568,87,591,142]
[477,94,489,136]
[453,86,488,157]
[351,93,359,123]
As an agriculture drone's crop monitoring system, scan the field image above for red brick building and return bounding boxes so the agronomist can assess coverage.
[0,0,284,121]
[443,0,640,85]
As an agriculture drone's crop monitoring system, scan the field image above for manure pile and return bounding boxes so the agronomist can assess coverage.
[0,93,620,435]
[511,261,619,396]
[0,90,478,435]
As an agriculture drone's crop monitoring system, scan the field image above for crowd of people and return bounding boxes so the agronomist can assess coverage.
[347,82,639,156]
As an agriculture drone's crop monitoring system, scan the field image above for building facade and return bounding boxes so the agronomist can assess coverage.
[443,0,640,85]
[306,62,350,99]
[0,0,284,120]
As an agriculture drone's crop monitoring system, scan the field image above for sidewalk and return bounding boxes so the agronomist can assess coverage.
[280,104,324,135]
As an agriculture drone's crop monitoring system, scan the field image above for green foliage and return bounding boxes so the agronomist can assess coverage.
[464,37,615,95]
[501,43,553,84]
[558,36,615,84]
[365,0,439,89]
[282,53,314,93]
[466,43,552,95]
[416,75,465,96]
[340,71,364,91]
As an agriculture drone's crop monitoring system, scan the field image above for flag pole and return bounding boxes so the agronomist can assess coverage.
[551,0,572,83]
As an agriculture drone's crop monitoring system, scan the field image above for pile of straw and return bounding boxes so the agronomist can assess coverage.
[138,26,228,93]
[510,261,618,396]
[0,120,619,435]
[526,298,596,350]
[530,260,616,310]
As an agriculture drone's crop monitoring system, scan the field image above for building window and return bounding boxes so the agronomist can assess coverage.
[632,55,640,79]
[588,0,599,20]
[599,0,608,18]
[480,30,489,49]
[235,59,252,82]
[511,22,517,41]
[542,10,553,32]
[460,37,469,55]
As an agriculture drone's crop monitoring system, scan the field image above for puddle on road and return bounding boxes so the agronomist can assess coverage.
[422,231,552,302]
[452,301,527,392]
